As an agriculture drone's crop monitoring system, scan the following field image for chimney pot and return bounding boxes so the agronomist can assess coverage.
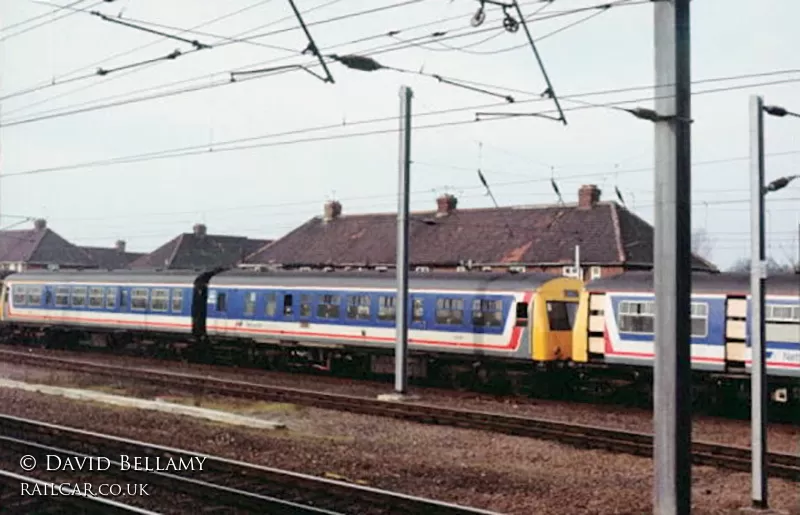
[323,200,342,221]
[577,184,601,209]
[193,223,207,237]
[33,219,47,231]
[115,240,126,253]
[436,194,458,217]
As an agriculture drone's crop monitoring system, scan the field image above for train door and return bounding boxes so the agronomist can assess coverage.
[410,295,426,331]
[0,281,7,322]
[208,288,231,336]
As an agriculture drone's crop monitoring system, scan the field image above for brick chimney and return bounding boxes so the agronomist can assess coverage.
[577,185,601,209]
[436,194,457,217]
[115,240,126,253]
[193,223,207,237]
[33,219,47,231]
[323,200,342,222]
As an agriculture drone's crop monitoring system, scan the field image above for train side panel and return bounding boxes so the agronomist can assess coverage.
[4,272,199,337]
[205,283,533,360]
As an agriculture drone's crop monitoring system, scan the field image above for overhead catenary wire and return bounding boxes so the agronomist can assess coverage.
[0,0,103,42]
[2,72,799,177]
[0,0,413,107]
[1,0,634,118]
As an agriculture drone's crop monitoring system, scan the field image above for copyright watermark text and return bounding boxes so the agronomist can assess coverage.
[19,454,206,472]
[21,482,149,497]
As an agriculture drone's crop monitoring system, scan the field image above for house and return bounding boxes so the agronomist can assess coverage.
[243,185,718,279]
[131,224,272,270]
[0,219,95,272]
[81,240,144,270]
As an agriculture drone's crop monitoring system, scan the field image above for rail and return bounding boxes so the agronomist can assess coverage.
[0,348,797,482]
[0,414,498,515]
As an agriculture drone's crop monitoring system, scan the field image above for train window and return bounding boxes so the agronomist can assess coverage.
[131,288,148,311]
[346,295,371,320]
[618,300,654,334]
[216,292,227,312]
[515,302,529,327]
[151,289,169,312]
[471,299,503,327]
[88,287,104,308]
[12,285,26,306]
[264,293,277,317]
[106,287,118,309]
[26,286,42,306]
[766,304,800,323]
[690,302,709,337]
[71,287,87,308]
[283,294,293,317]
[435,298,464,325]
[412,298,424,323]
[546,301,574,331]
[378,296,396,321]
[244,292,257,317]
[55,287,70,307]
[317,294,341,319]
[171,289,183,312]
[299,294,311,318]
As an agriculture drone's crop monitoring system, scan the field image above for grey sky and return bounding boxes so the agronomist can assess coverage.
[1,0,798,270]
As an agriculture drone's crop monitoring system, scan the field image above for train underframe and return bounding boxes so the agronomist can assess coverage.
[1,323,797,416]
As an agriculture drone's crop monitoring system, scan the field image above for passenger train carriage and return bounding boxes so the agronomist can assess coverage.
[573,271,800,401]
[0,269,581,380]
[205,270,581,369]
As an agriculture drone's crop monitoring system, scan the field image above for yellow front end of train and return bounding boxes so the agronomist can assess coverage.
[530,276,583,362]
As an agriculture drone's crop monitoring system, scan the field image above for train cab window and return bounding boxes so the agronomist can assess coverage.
[546,301,574,331]
[71,287,87,308]
[12,285,26,306]
[378,295,396,321]
[282,294,293,317]
[412,298,424,323]
[106,287,118,309]
[346,295,371,320]
[216,292,227,312]
[317,294,341,319]
[244,292,257,317]
[171,289,183,312]
[55,287,70,307]
[471,299,503,327]
[690,302,709,337]
[26,286,42,306]
[150,289,169,312]
[618,300,654,333]
[88,287,104,308]
[264,293,277,317]
[435,298,464,325]
[515,302,529,327]
[131,288,148,311]
[299,294,311,318]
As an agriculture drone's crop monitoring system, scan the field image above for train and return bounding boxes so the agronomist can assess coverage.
[0,268,797,405]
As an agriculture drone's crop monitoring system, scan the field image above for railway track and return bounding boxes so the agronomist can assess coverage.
[0,414,496,515]
[0,348,798,482]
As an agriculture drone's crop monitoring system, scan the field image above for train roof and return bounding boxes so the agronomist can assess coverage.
[210,269,572,292]
[586,271,799,296]
[5,269,201,286]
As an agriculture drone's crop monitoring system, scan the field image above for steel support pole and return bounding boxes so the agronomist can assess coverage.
[749,94,768,509]
[395,86,413,394]
[653,1,692,514]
